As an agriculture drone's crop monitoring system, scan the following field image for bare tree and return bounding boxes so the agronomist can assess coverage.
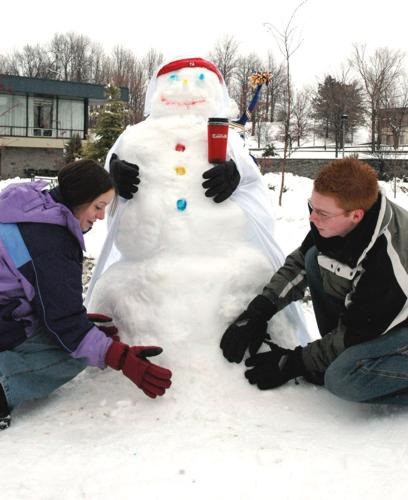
[232,54,259,115]
[48,32,106,82]
[7,44,51,78]
[87,43,110,84]
[264,0,308,205]
[291,87,312,147]
[351,44,405,151]
[127,60,148,124]
[142,48,163,80]
[264,52,285,122]
[48,33,73,80]
[209,35,239,88]
[130,49,164,122]
[231,53,265,136]
[109,46,137,87]
[108,47,163,124]
[0,33,161,130]
[0,55,11,74]
[69,33,91,82]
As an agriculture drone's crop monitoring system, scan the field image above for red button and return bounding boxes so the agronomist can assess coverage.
[175,143,186,152]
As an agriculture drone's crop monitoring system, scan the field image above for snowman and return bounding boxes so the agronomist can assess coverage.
[86,57,311,385]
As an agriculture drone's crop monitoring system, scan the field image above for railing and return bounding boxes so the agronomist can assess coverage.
[31,175,58,188]
[0,125,84,139]
[250,145,408,157]
[25,169,58,187]
[24,168,58,178]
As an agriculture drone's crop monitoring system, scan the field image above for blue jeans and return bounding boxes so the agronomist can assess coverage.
[0,327,86,411]
[305,246,408,405]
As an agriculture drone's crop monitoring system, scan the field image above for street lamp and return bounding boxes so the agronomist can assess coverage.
[341,114,348,158]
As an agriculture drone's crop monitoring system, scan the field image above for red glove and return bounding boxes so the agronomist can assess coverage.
[105,341,172,398]
[87,313,120,341]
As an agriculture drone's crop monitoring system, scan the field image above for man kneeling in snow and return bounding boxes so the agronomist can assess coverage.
[221,158,408,405]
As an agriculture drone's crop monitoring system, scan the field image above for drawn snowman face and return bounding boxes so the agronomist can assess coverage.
[149,67,225,119]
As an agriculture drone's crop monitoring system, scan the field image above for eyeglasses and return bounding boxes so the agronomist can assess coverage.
[307,199,349,220]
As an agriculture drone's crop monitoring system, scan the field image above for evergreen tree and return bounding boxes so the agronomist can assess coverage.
[312,76,365,157]
[85,84,127,163]
[63,133,83,164]
[262,143,277,157]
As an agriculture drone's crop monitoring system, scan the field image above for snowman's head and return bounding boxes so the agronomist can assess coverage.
[145,57,230,119]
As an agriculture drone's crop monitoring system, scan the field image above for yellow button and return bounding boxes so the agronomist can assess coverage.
[175,166,186,175]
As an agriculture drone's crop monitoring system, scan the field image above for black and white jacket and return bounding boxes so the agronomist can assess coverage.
[261,192,408,373]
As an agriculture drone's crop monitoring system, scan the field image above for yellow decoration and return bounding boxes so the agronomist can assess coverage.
[249,71,272,88]
[175,166,186,175]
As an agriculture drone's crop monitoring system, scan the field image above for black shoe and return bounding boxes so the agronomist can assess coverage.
[0,384,11,430]
[0,413,11,431]
[303,370,325,386]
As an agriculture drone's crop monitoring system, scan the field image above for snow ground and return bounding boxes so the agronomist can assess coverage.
[1,173,408,500]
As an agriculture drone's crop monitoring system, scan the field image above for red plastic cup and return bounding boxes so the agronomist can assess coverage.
[208,117,229,163]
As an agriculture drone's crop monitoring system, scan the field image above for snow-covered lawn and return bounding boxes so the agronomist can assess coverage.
[1,173,408,500]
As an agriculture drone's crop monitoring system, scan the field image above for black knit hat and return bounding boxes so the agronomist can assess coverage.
[58,159,114,209]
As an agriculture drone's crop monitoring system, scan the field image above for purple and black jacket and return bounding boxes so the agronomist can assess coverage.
[0,181,112,368]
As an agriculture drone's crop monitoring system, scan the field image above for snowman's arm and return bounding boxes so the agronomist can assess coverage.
[104,129,141,201]
[227,130,262,186]
[104,132,125,172]
[105,123,146,173]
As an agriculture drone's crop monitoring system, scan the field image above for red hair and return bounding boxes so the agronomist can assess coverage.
[314,158,379,211]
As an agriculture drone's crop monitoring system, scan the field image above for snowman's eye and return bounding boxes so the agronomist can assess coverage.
[197,73,205,81]
[168,73,179,81]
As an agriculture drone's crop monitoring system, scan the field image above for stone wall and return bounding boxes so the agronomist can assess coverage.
[2,147,408,180]
[257,157,408,180]
[0,147,63,178]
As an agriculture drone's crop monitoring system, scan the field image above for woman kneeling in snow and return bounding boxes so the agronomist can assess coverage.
[0,160,172,430]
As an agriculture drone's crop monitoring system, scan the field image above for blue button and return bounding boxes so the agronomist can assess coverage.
[176,198,187,211]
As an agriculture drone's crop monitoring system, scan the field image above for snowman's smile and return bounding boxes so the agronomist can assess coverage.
[160,95,207,107]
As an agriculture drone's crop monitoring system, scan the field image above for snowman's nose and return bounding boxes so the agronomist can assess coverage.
[182,79,189,86]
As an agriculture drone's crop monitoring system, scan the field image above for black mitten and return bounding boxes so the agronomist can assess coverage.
[245,344,306,390]
[109,153,140,200]
[220,295,277,363]
[202,159,240,203]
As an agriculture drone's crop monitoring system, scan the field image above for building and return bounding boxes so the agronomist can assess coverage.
[0,74,128,178]
[379,107,408,149]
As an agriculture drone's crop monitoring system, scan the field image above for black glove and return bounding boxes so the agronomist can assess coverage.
[109,153,140,200]
[220,295,277,363]
[202,159,240,203]
[245,344,306,390]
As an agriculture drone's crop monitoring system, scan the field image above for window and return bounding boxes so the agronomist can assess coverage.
[0,94,26,136]
[0,94,11,135]
[57,99,84,138]
[33,98,53,136]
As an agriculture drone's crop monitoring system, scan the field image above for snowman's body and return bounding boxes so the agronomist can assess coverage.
[87,59,310,377]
